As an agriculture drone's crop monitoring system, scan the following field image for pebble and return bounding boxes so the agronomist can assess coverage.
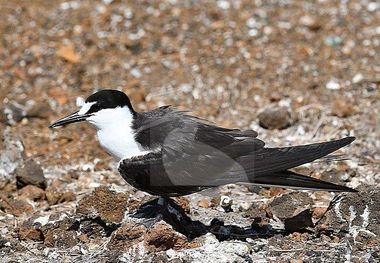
[324,36,343,46]
[352,73,364,84]
[2,103,25,125]
[299,15,321,31]
[257,106,293,130]
[326,80,341,90]
[332,99,356,118]
[19,185,46,201]
[198,198,210,208]
[220,195,233,212]
[217,0,230,10]
[56,44,81,64]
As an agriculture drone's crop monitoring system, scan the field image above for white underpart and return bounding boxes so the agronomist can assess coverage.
[80,104,149,161]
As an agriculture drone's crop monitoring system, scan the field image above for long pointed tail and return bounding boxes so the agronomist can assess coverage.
[238,136,356,192]
[239,136,355,176]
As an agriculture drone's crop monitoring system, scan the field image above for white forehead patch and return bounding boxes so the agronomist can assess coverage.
[76,97,85,107]
[78,102,96,115]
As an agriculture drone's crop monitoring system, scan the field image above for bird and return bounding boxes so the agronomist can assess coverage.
[49,89,357,198]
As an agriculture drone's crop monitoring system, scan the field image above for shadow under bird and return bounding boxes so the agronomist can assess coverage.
[49,89,357,198]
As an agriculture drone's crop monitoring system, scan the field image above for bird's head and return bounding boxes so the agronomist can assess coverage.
[49,89,135,130]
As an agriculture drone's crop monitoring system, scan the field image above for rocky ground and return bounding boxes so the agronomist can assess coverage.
[0,0,379,262]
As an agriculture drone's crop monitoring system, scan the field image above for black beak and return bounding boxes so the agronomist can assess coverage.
[49,111,92,128]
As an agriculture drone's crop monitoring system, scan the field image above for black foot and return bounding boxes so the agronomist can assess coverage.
[132,198,166,219]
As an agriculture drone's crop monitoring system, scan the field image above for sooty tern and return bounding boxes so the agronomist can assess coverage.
[49,89,357,196]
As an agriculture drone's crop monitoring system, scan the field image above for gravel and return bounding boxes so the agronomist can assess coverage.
[0,0,379,262]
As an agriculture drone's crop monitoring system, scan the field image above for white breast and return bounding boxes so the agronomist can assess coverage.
[86,106,148,161]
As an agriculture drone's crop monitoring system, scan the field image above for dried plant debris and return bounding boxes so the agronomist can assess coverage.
[0,0,379,261]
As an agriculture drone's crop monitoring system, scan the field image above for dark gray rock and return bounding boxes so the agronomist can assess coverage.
[2,103,25,125]
[284,209,314,233]
[15,159,46,189]
[268,192,313,219]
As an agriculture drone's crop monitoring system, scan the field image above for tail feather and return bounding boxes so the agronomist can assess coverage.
[250,170,357,192]
[238,136,355,176]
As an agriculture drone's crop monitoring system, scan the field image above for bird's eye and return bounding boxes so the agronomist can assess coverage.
[88,104,101,113]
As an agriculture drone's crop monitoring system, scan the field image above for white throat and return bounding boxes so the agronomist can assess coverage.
[85,106,146,161]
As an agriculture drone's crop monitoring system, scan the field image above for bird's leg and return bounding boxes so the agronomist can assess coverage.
[132,197,171,228]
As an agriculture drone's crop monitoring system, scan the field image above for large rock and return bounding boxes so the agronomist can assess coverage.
[317,189,379,249]
[76,187,129,225]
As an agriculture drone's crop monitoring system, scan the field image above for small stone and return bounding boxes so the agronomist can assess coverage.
[45,190,62,205]
[238,202,251,211]
[175,196,190,212]
[198,198,210,208]
[242,204,267,219]
[332,99,356,118]
[26,100,51,119]
[257,106,293,130]
[220,195,233,212]
[57,44,81,64]
[61,191,76,203]
[2,103,25,125]
[299,15,321,31]
[19,185,45,201]
[210,196,221,207]
[324,36,342,47]
[326,80,341,90]
[367,2,379,12]
[45,190,76,205]
[284,209,314,233]
[352,73,364,84]
[312,207,328,220]
[15,159,46,189]
[217,0,230,10]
